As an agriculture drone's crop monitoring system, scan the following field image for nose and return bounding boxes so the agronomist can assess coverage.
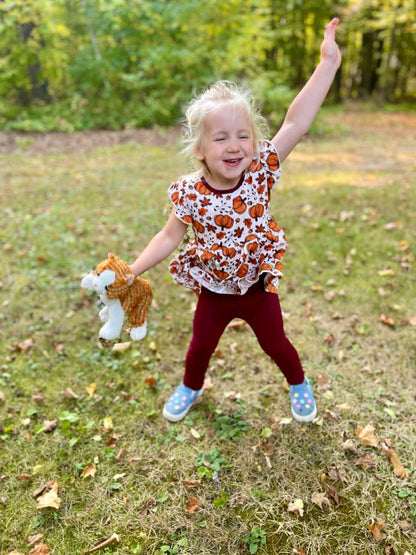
[227,139,239,152]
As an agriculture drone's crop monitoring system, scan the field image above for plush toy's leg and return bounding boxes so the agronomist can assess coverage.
[99,299,124,340]
[98,306,109,323]
[130,321,147,341]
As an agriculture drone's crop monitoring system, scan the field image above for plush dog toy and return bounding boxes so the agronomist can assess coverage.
[81,252,152,341]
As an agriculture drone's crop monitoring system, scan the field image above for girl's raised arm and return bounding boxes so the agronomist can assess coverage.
[272,18,342,163]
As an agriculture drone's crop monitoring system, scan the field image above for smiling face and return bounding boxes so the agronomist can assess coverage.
[195,103,255,190]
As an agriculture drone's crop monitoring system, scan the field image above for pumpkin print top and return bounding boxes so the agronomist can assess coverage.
[168,140,287,295]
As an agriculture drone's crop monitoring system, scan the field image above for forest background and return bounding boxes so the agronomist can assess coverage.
[1,0,415,133]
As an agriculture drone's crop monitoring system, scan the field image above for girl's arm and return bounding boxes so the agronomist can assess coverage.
[129,210,188,276]
[272,18,342,163]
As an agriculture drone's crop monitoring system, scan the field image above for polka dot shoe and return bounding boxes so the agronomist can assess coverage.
[289,377,317,422]
[162,382,204,422]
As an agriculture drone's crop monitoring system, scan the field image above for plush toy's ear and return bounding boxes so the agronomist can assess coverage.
[126,274,134,286]
[108,252,116,260]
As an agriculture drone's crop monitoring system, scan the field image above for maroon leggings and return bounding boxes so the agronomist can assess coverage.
[183,281,305,390]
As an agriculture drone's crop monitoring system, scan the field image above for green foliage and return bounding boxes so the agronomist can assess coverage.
[242,527,267,554]
[212,411,249,441]
[1,0,415,131]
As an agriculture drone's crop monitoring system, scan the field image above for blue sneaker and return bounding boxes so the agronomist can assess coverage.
[162,382,204,422]
[289,377,317,422]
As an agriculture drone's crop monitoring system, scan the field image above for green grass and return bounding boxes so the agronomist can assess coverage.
[0,109,415,554]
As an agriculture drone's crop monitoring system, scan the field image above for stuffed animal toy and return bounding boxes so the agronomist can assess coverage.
[81,252,152,341]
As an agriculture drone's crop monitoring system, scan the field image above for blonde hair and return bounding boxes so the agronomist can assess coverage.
[182,80,268,171]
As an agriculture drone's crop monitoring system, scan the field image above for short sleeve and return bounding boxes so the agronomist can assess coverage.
[248,141,282,193]
[168,179,192,224]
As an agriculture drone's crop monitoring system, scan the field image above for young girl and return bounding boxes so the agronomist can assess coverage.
[129,19,342,423]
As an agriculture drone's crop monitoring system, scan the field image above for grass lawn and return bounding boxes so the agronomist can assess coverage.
[0,107,415,554]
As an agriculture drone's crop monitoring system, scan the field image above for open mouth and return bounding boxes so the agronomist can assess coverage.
[224,158,241,167]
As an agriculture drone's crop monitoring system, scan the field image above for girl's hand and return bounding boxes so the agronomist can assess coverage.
[321,18,342,69]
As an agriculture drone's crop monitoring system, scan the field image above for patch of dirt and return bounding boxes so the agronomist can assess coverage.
[0,127,181,155]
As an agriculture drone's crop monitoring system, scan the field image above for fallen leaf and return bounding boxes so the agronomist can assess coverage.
[27,532,45,546]
[61,388,79,399]
[357,424,379,447]
[311,492,330,509]
[36,479,61,510]
[0,391,5,404]
[380,441,409,479]
[316,373,331,392]
[107,433,122,447]
[32,391,45,404]
[28,544,51,555]
[144,375,157,386]
[84,533,120,554]
[287,498,304,516]
[354,454,375,469]
[202,376,214,390]
[111,341,131,352]
[10,337,34,353]
[385,544,397,555]
[148,341,157,351]
[16,474,33,481]
[182,479,202,491]
[102,417,113,432]
[140,497,156,515]
[397,520,413,532]
[379,314,395,327]
[41,419,58,433]
[86,383,97,398]
[368,520,387,541]
[81,463,96,479]
[185,496,202,514]
[293,544,306,555]
[328,467,347,483]
[324,484,343,506]
[409,316,416,326]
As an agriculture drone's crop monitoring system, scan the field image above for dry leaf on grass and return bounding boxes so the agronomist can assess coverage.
[368,520,387,541]
[185,496,202,514]
[36,479,61,510]
[61,387,79,399]
[85,383,97,398]
[324,484,343,506]
[357,424,379,447]
[287,498,304,516]
[28,544,51,555]
[311,492,330,509]
[81,463,96,479]
[111,341,131,352]
[354,454,375,469]
[380,441,409,479]
[27,533,45,546]
[182,479,202,491]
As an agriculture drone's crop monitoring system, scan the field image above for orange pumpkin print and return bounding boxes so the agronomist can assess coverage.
[222,246,236,258]
[193,219,205,234]
[233,196,247,214]
[268,220,281,232]
[249,204,264,219]
[266,152,279,171]
[214,214,234,229]
[195,181,212,195]
[214,269,229,280]
[236,264,248,277]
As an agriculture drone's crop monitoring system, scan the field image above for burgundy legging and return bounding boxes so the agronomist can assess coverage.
[183,281,305,390]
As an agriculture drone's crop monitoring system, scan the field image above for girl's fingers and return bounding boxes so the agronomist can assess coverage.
[325,18,339,38]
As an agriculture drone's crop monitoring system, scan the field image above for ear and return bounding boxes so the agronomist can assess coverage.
[195,144,204,161]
